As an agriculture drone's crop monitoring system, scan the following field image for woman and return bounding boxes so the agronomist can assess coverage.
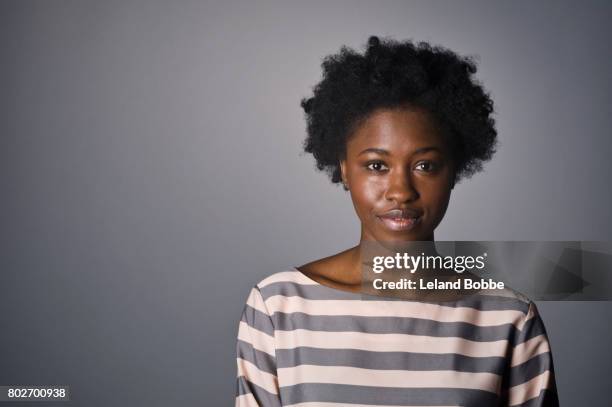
[235,36,558,406]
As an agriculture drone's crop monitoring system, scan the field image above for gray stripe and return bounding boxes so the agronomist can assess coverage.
[514,313,547,344]
[241,304,275,336]
[260,280,530,312]
[279,383,499,406]
[260,281,360,301]
[513,388,559,407]
[508,352,553,387]
[236,375,281,407]
[273,312,516,342]
[236,339,277,375]
[276,347,505,373]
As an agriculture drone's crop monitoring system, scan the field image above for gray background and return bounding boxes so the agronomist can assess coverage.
[1,0,611,405]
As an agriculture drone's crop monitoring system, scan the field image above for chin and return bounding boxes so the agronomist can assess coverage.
[387,235,430,243]
[381,223,434,239]
[377,230,432,243]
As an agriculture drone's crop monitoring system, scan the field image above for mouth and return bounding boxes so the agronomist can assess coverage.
[377,209,422,232]
[377,215,421,232]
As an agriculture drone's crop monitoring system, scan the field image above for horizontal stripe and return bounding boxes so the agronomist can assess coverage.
[245,287,270,316]
[260,280,359,301]
[517,302,537,331]
[275,329,508,358]
[259,271,318,288]
[273,311,515,342]
[237,321,275,357]
[511,388,559,407]
[514,310,546,344]
[280,383,500,406]
[235,393,258,407]
[236,375,281,407]
[237,358,278,395]
[277,365,501,394]
[508,371,551,406]
[235,271,557,405]
[285,403,457,407]
[511,335,550,367]
[276,347,505,373]
[236,339,276,375]
[260,279,530,312]
[508,352,552,387]
[264,296,525,328]
[241,305,275,337]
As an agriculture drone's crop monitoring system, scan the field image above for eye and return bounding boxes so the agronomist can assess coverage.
[365,161,388,172]
[414,161,438,172]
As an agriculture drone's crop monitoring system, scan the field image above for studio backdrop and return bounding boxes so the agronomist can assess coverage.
[1,0,611,406]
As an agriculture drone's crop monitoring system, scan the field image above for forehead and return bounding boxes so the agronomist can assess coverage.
[347,107,445,154]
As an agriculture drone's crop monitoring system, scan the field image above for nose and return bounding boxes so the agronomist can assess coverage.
[384,168,419,203]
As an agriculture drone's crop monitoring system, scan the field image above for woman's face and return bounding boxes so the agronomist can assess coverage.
[340,107,454,243]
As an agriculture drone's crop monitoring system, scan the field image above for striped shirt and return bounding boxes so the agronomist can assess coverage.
[235,269,559,406]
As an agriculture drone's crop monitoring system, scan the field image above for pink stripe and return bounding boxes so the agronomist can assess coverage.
[510,335,550,367]
[277,365,500,394]
[235,393,258,407]
[508,371,551,405]
[275,329,508,358]
[285,403,457,407]
[237,358,279,395]
[245,288,269,315]
[237,321,275,357]
[265,295,524,328]
[259,271,318,288]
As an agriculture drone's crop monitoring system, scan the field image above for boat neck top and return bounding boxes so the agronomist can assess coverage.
[235,269,559,407]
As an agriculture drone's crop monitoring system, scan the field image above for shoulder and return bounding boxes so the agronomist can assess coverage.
[462,284,535,320]
[254,269,315,290]
[239,269,320,318]
[246,268,319,302]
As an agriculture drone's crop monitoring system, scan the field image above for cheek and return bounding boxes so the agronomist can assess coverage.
[349,177,386,219]
[421,182,452,216]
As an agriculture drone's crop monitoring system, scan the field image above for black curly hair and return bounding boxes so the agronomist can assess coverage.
[301,35,497,186]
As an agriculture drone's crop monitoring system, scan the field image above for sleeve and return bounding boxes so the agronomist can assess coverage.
[503,301,560,406]
[235,285,282,407]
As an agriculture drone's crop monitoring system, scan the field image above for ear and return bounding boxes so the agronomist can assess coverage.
[339,159,347,184]
[339,159,350,191]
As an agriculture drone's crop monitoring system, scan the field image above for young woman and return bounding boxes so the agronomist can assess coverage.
[235,36,559,407]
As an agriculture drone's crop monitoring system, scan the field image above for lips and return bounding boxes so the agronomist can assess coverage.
[377,208,422,232]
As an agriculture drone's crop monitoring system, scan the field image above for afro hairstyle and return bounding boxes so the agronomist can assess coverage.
[300,35,498,187]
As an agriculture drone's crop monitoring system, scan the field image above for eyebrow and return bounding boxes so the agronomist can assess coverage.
[357,146,441,156]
